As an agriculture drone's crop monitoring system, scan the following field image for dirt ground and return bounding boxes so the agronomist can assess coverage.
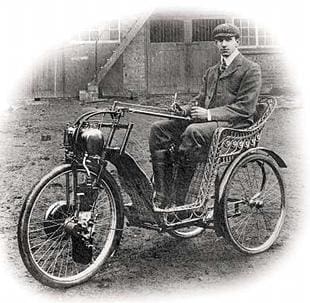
[0,96,307,301]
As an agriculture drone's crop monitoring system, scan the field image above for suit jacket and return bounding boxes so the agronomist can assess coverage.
[186,53,262,127]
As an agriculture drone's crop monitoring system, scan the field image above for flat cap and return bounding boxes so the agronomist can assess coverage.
[212,23,240,40]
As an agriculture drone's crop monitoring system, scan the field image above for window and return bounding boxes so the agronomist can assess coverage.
[257,26,275,46]
[233,18,277,47]
[192,19,225,42]
[99,20,120,41]
[73,20,120,42]
[150,20,184,43]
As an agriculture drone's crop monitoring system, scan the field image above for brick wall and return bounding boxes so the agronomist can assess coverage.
[122,27,147,96]
[243,50,291,95]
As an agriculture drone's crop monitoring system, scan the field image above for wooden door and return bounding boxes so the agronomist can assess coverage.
[32,58,55,97]
[148,42,186,94]
[147,17,224,95]
[147,19,186,94]
[187,18,224,93]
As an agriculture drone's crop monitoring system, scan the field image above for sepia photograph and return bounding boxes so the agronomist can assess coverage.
[0,0,309,302]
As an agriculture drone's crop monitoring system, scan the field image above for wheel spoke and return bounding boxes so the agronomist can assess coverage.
[64,241,71,278]
[31,226,64,254]
[38,232,65,268]
[57,240,69,277]
[29,222,63,234]
[236,212,253,243]
[29,218,67,226]
[223,155,285,253]
[45,234,67,274]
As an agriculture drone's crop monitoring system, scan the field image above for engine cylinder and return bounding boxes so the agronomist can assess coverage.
[78,128,104,156]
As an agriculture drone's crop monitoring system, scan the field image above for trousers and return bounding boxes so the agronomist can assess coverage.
[149,119,230,160]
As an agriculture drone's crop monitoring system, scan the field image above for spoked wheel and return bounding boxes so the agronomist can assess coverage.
[219,154,286,254]
[18,164,124,288]
[167,226,204,239]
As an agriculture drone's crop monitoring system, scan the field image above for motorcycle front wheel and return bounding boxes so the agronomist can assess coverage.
[18,164,124,288]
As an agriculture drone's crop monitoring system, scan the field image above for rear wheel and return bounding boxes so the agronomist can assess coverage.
[18,164,124,288]
[219,154,286,254]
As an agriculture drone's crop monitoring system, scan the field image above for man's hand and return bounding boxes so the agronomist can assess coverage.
[190,106,209,121]
[170,102,185,116]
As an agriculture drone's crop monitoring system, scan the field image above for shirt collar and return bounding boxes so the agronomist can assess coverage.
[221,49,240,67]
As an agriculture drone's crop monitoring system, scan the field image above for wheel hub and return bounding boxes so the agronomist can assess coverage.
[248,192,264,209]
[62,211,94,238]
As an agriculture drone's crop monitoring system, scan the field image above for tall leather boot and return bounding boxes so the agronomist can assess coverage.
[151,149,173,208]
[172,159,196,206]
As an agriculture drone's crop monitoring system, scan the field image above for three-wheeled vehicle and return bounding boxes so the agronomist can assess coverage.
[18,96,286,288]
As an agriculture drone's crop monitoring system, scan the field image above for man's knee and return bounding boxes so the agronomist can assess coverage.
[183,122,218,140]
[149,120,169,144]
[149,120,173,153]
[184,124,198,135]
[179,122,217,159]
[150,120,164,136]
[182,124,204,141]
[149,120,187,152]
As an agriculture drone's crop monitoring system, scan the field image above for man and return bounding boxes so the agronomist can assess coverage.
[149,23,262,209]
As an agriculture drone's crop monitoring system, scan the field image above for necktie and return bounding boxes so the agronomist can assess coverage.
[219,59,227,74]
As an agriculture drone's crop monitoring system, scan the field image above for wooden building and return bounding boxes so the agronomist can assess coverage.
[21,9,290,100]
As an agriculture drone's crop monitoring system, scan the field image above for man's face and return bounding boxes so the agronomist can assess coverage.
[215,36,239,57]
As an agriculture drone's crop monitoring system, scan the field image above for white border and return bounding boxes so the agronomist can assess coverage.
[1,1,309,303]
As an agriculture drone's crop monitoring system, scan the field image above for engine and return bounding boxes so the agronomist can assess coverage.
[77,128,104,156]
[64,125,104,157]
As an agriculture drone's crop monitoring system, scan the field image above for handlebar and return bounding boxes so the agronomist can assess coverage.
[112,101,192,121]
[126,107,191,120]
[73,101,192,128]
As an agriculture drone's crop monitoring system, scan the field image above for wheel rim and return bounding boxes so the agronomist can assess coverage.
[169,226,204,238]
[26,169,118,283]
[224,157,285,253]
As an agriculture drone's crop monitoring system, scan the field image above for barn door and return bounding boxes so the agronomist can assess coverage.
[147,19,186,94]
[187,18,224,93]
[147,17,224,95]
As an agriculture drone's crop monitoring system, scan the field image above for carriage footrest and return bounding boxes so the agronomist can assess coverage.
[124,205,159,225]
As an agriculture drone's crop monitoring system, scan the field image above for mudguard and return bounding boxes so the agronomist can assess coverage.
[106,150,158,224]
[218,147,286,201]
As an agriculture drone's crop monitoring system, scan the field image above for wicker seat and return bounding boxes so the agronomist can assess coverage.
[183,95,277,209]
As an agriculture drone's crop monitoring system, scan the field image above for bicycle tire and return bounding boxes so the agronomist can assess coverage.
[18,164,124,288]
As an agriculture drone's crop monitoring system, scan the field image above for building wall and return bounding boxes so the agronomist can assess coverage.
[122,27,290,96]
[21,16,292,99]
[30,50,64,98]
[23,18,137,98]
[63,42,123,97]
[22,43,122,99]
[244,50,291,94]
[122,27,148,96]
